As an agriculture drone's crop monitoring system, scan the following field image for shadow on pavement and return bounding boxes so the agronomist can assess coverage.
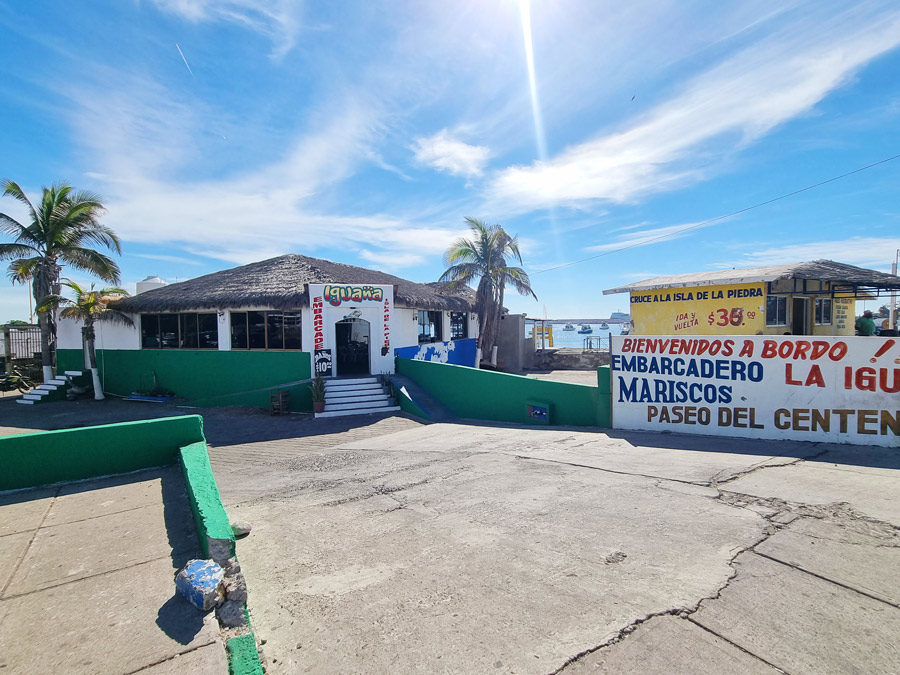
[3,397,896,472]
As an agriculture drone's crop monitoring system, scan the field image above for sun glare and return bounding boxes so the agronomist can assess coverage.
[518,0,548,161]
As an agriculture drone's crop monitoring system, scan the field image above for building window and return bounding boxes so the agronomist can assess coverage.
[765,296,788,326]
[418,310,443,343]
[141,313,217,349]
[815,298,832,325]
[450,312,468,339]
[230,311,302,350]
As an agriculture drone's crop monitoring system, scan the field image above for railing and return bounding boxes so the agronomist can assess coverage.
[582,335,610,351]
[3,324,43,383]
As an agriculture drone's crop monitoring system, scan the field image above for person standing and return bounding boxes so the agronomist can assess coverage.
[855,310,876,336]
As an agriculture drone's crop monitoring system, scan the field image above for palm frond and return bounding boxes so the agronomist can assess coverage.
[7,257,40,284]
[58,247,121,284]
[1,180,39,227]
[0,243,39,262]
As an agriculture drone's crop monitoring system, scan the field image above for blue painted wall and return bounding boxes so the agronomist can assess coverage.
[395,338,477,367]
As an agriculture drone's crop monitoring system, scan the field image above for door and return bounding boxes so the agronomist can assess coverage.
[335,318,371,376]
[791,297,809,335]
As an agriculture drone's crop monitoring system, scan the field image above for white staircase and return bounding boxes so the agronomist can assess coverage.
[16,370,83,405]
[315,377,400,419]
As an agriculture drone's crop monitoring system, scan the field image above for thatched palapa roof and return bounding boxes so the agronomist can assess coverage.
[603,260,900,296]
[113,254,476,313]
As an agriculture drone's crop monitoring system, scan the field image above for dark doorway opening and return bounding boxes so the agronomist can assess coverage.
[791,297,809,335]
[335,318,370,376]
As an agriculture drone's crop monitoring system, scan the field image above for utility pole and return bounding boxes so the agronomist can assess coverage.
[892,249,898,331]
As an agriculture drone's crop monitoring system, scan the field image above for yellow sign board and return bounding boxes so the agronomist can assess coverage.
[533,325,554,347]
[630,282,766,335]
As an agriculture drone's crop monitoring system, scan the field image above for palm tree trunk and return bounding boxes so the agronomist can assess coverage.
[84,322,104,400]
[34,270,54,382]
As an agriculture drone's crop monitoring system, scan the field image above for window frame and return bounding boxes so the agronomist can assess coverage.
[814,298,832,325]
[230,310,302,351]
[141,312,218,350]
[765,295,788,327]
[417,310,443,344]
[450,312,468,340]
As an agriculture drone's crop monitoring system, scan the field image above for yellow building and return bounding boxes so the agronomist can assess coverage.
[603,260,900,337]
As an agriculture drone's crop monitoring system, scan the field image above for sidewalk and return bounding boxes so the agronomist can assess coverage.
[0,466,226,674]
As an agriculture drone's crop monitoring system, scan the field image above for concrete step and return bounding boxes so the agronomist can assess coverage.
[37,383,62,391]
[22,393,45,401]
[315,405,401,419]
[325,381,382,391]
[326,398,396,412]
[325,377,380,387]
[324,391,390,403]
[15,399,35,405]
[25,389,51,398]
[64,370,84,376]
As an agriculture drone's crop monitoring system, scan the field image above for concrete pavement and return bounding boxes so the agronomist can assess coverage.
[2,396,897,674]
[216,422,899,674]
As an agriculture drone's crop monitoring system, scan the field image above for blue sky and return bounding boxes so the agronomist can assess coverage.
[2,0,900,323]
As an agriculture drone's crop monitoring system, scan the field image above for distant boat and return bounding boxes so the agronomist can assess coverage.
[578,324,592,334]
[562,323,576,331]
[599,322,609,330]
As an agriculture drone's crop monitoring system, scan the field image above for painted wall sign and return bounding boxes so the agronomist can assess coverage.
[395,338,477,367]
[314,348,333,377]
[630,283,765,336]
[833,297,854,336]
[312,295,325,351]
[611,335,900,447]
[382,297,391,355]
[323,284,384,306]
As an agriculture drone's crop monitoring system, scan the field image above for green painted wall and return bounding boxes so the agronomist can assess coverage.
[58,348,313,411]
[396,359,610,427]
[0,415,205,491]
[391,381,430,420]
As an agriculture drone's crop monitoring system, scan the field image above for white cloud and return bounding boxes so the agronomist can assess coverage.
[150,0,303,58]
[358,249,426,269]
[488,4,900,212]
[132,253,205,266]
[56,69,469,269]
[584,222,710,254]
[719,237,900,271]
[413,130,490,178]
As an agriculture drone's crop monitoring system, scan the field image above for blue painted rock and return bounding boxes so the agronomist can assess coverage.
[175,559,225,611]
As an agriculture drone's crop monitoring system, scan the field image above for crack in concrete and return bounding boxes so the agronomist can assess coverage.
[514,454,707,487]
[753,551,900,610]
[122,640,220,675]
[0,485,61,599]
[685,618,792,674]
[552,476,896,674]
[711,447,830,487]
[551,525,781,674]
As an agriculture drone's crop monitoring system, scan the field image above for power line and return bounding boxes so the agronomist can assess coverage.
[530,152,900,276]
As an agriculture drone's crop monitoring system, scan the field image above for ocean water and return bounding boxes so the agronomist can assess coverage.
[527,323,624,350]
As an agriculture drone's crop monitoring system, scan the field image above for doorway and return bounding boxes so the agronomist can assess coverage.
[791,297,809,335]
[335,318,370,376]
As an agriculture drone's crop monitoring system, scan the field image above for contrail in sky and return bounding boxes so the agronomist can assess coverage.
[175,43,194,77]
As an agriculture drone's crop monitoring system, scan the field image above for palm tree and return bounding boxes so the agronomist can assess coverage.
[440,217,537,365]
[37,280,133,400]
[0,180,121,382]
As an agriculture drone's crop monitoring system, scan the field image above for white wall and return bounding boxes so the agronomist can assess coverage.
[58,315,141,351]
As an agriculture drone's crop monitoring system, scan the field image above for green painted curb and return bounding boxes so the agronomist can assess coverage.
[227,634,265,675]
[179,441,235,562]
